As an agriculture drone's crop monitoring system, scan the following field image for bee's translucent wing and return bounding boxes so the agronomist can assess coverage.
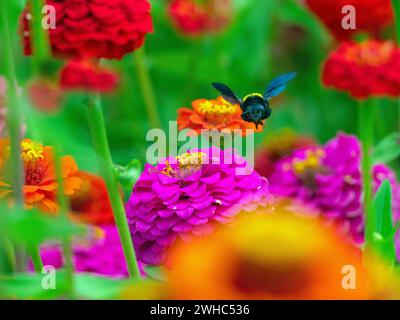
[212,83,242,105]
[263,72,297,99]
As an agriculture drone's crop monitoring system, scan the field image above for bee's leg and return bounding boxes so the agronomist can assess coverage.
[241,111,252,122]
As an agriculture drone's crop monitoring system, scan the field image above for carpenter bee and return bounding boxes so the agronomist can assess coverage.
[212,72,297,129]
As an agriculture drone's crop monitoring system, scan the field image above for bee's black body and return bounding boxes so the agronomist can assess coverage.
[212,72,297,130]
[241,94,272,128]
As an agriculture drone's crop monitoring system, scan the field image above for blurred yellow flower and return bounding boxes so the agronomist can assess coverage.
[167,208,374,299]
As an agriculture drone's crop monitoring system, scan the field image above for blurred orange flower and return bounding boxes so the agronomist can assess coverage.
[177,96,261,136]
[70,171,114,226]
[167,209,373,299]
[0,138,82,213]
[168,0,232,36]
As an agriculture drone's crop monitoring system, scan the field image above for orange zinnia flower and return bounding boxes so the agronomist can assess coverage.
[168,209,373,299]
[177,96,261,136]
[168,0,233,36]
[0,138,81,213]
[69,171,114,226]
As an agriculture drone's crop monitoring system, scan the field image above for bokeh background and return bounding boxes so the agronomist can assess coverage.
[3,0,398,174]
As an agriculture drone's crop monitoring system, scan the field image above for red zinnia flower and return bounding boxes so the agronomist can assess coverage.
[322,40,400,99]
[60,59,119,92]
[21,0,153,60]
[305,0,393,40]
[168,0,232,36]
[69,172,114,225]
[28,79,64,112]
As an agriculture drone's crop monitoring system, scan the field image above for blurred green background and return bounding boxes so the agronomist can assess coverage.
[1,0,399,176]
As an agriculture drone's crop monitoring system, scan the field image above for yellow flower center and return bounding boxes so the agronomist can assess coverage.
[292,149,325,176]
[345,41,394,66]
[161,152,206,178]
[177,152,206,169]
[21,139,44,163]
[197,98,237,119]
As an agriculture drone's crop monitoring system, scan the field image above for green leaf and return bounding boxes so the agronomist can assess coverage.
[0,271,132,300]
[1,206,87,247]
[367,180,397,264]
[372,132,400,164]
[144,265,168,282]
[74,273,131,299]
[114,159,142,193]
[0,271,68,299]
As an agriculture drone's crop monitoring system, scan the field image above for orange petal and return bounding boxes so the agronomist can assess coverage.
[23,185,40,193]
[64,176,82,195]
[61,156,79,177]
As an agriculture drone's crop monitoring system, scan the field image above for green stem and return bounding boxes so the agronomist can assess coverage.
[86,95,141,280]
[134,48,162,129]
[29,246,43,272]
[359,100,375,254]
[392,0,400,43]
[0,235,17,273]
[0,5,31,272]
[0,2,24,205]
[30,0,51,74]
[27,0,52,273]
[54,149,75,298]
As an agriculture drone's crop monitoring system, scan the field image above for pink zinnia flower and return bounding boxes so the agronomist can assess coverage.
[34,225,143,277]
[269,133,400,251]
[126,147,272,265]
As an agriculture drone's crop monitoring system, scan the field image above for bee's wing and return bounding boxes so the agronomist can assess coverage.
[211,83,242,105]
[263,72,297,100]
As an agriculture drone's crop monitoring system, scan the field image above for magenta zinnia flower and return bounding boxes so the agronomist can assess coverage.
[269,133,400,248]
[33,225,142,277]
[126,147,272,265]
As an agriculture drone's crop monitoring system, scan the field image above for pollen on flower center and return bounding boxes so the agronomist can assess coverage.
[197,98,237,120]
[177,152,206,169]
[291,149,325,175]
[21,139,45,185]
[21,139,44,163]
[345,41,394,66]
[161,152,207,178]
